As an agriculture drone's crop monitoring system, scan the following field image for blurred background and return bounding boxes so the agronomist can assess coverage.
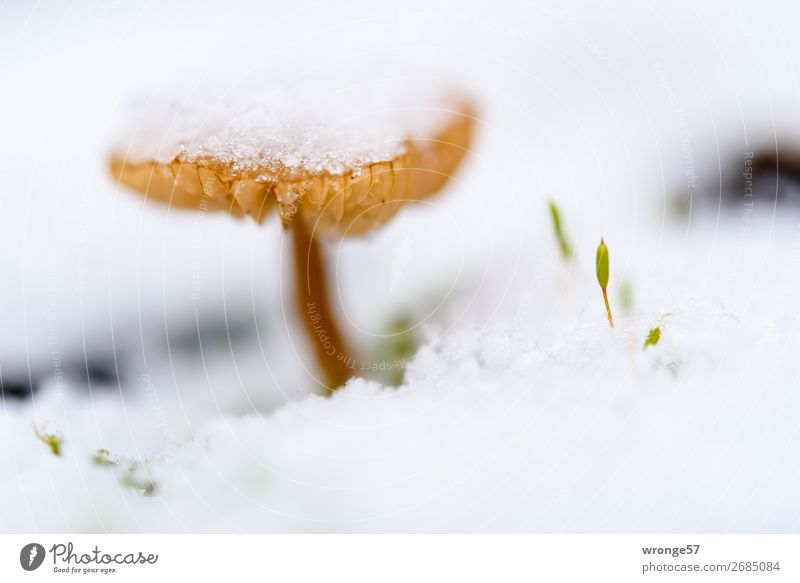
[2,0,799,446]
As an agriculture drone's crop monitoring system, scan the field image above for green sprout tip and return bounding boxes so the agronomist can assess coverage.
[596,239,614,328]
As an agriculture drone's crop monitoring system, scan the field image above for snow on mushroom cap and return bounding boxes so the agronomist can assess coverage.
[114,77,469,179]
[110,75,475,237]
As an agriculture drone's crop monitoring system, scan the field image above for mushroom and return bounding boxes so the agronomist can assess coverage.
[109,77,475,392]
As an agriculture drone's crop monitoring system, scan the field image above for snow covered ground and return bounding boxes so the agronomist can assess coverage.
[2,0,800,532]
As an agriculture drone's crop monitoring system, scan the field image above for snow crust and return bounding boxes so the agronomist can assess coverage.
[3,217,799,533]
[115,77,462,177]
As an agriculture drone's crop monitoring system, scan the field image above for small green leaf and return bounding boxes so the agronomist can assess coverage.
[548,200,573,261]
[34,426,62,457]
[92,448,117,467]
[643,326,661,349]
[596,239,610,289]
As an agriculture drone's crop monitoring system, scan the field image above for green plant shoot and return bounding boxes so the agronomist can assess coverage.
[34,426,62,457]
[643,326,661,349]
[596,239,614,328]
[548,200,573,262]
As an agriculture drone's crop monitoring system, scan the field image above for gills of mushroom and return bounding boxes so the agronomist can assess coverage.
[109,77,475,391]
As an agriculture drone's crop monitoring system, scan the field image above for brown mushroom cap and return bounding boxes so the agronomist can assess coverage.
[109,80,475,237]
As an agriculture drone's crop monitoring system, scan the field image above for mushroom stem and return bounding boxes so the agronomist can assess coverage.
[290,218,354,392]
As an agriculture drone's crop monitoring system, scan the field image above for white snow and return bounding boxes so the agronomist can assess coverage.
[3,212,800,532]
[115,77,464,177]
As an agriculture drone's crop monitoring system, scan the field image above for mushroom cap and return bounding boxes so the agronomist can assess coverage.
[109,78,475,237]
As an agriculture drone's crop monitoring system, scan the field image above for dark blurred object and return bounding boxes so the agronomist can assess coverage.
[67,360,118,387]
[0,313,258,401]
[733,148,800,205]
[0,359,118,401]
[0,373,34,399]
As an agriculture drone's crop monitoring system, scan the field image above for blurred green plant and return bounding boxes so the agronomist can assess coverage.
[34,426,62,457]
[92,448,117,467]
[372,314,418,386]
[91,446,155,494]
[668,189,691,220]
[548,200,573,262]
[618,280,634,315]
[120,466,156,496]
